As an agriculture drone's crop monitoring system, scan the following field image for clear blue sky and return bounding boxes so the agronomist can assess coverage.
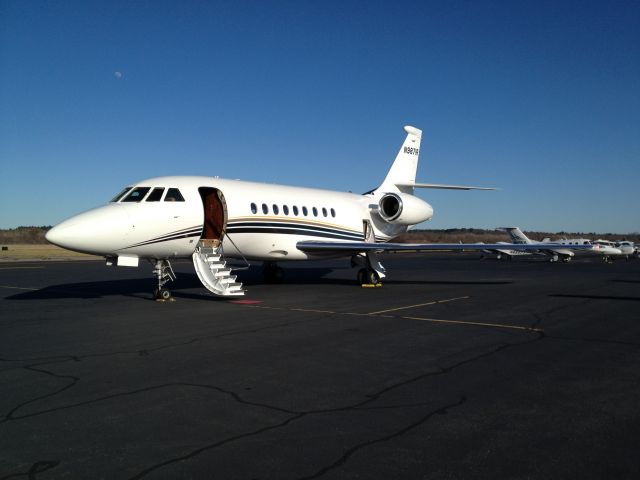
[1,0,638,233]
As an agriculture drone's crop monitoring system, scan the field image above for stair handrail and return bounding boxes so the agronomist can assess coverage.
[221,230,251,270]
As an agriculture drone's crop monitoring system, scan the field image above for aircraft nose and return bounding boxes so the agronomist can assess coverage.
[46,205,129,255]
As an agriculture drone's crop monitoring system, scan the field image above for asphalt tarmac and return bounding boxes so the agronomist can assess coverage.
[1,253,639,479]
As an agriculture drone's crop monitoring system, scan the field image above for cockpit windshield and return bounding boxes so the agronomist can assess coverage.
[165,188,185,202]
[121,187,151,202]
[110,187,132,202]
[110,185,182,203]
[146,187,165,202]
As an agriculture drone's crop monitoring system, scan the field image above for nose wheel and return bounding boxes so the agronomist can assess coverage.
[152,259,176,301]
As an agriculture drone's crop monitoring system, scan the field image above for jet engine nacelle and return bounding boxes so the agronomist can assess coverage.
[378,192,434,225]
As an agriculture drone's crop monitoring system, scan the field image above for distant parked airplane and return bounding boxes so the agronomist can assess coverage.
[591,240,625,262]
[498,227,576,262]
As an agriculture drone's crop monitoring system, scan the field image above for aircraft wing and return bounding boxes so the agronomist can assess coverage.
[297,241,592,254]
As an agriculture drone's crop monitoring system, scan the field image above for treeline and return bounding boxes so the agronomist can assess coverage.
[0,226,638,245]
[0,226,52,244]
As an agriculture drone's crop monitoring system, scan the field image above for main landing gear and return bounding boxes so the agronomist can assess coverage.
[357,267,380,285]
[351,253,385,286]
[152,259,176,301]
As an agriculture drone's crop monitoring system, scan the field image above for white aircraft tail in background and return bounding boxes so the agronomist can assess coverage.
[498,227,575,262]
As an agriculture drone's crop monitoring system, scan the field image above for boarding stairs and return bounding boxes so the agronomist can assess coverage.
[192,240,245,297]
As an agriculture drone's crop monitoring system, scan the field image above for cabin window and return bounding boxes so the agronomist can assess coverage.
[262,203,269,214]
[302,206,308,216]
[283,205,289,215]
[273,204,279,215]
[165,188,184,202]
[312,207,318,217]
[322,207,327,217]
[110,187,132,202]
[293,206,299,216]
[146,187,165,202]
[330,208,336,218]
[251,203,257,214]
[122,187,151,202]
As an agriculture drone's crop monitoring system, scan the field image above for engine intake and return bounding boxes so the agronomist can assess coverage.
[378,192,433,225]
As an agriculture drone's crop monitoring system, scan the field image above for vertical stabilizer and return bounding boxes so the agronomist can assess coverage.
[378,126,422,194]
[499,227,532,244]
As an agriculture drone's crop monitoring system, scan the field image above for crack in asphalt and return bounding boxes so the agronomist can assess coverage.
[0,319,305,370]
[0,460,59,480]
[10,302,628,479]
[124,332,544,479]
[0,364,80,424]
[1,315,548,479]
[0,320,305,424]
[296,396,468,480]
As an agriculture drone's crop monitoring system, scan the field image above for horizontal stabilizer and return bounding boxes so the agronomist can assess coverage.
[396,182,497,191]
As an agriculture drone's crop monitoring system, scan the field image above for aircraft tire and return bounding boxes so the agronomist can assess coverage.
[357,268,367,285]
[358,268,379,285]
[158,289,171,300]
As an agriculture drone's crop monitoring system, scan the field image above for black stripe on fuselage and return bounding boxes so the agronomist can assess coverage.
[121,221,391,250]
[124,226,203,249]
[226,220,363,241]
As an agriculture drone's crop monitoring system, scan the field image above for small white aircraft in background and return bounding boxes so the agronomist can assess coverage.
[46,126,590,299]
[591,240,625,262]
[480,242,532,260]
[498,227,576,262]
[614,241,635,258]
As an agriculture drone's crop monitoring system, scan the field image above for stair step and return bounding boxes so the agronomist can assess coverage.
[224,290,245,296]
[193,245,245,297]
[219,277,237,285]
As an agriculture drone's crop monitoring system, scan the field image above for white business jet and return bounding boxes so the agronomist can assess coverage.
[497,227,580,262]
[536,236,626,263]
[614,241,635,259]
[46,126,589,299]
[592,240,625,262]
[480,243,533,260]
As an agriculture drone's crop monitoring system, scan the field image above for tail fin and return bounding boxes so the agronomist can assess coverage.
[378,126,422,194]
[498,227,531,244]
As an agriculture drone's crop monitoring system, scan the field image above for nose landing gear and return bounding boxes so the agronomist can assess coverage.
[152,259,176,301]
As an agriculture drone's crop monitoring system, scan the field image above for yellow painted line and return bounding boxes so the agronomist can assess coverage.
[290,308,336,314]
[368,296,470,315]
[235,300,541,333]
[0,285,39,291]
[342,312,394,318]
[402,315,543,332]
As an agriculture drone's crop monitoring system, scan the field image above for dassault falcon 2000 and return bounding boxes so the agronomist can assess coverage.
[46,125,589,299]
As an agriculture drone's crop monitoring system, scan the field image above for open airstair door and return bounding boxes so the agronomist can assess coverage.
[200,187,226,242]
[192,187,245,297]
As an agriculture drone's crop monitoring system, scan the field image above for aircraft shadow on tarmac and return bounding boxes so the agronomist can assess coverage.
[6,277,165,301]
[550,293,640,302]
[6,267,513,301]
